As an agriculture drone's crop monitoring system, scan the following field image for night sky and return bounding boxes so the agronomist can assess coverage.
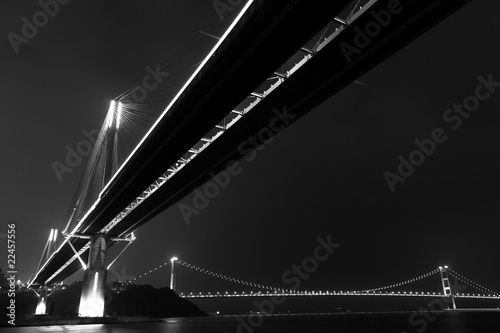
[1,0,500,309]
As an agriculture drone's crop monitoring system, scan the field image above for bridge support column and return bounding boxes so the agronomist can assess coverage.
[34,286,48,315]
[170,257,178,292]
[439,266,456,309]
[78,234,109,317]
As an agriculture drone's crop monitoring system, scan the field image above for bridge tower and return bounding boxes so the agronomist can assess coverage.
[78,234,109,317]
[111,102,122,175]
[102,101,119,185]
[439,266,456,309]
[170,257,178,292]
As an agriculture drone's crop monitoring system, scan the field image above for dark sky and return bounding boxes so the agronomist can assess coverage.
[1,0,500,304]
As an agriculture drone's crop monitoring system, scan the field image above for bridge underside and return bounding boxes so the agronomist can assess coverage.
[108,0,472,236]
[78,0,356,236]
[32,0,472,286]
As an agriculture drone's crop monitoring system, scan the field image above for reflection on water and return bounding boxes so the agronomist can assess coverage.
[3,311,500,333]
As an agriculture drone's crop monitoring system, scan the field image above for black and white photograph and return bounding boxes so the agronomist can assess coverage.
[1,0,500,331]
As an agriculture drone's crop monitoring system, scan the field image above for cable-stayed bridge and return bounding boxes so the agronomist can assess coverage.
[27,0,474,317]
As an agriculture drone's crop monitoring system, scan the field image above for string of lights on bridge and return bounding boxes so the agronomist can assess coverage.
[449,269,500,296]
[125,260,500,300]
[127,259,288,293]
[130,261,172,282]
[177,260,291,293]
[180,291,500,299]
[362,268,441,292]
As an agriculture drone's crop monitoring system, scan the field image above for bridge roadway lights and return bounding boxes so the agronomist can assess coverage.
[79,234,109,317]
[34,285,48,315]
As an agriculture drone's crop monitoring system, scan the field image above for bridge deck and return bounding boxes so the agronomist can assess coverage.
[108,0,471,237]
[32,0,472,285]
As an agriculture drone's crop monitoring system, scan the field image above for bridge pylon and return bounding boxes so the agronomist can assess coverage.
[170,257,178,292]
[78,234,109,317]
[439,266,456,309]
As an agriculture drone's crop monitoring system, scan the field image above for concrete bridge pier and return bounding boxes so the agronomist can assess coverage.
[34,285,48,315]
[78,234,109,317]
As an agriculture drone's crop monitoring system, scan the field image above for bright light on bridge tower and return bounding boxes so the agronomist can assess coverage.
[116,102,122,130]
[106,100,116,129]
[439,266,456,309]
[170,257,178,292]
[111,102,122,175]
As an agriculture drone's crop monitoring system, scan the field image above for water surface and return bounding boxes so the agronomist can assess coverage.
[4,311,500,333]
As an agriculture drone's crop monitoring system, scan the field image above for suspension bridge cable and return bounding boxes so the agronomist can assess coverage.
[361,268,441,292]
[449,269,500,296]
[131,261,171,283]
[177,260,293,293]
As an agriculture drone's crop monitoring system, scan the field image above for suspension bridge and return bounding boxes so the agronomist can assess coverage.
[26,0,475,317]
[122,258,500,310]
